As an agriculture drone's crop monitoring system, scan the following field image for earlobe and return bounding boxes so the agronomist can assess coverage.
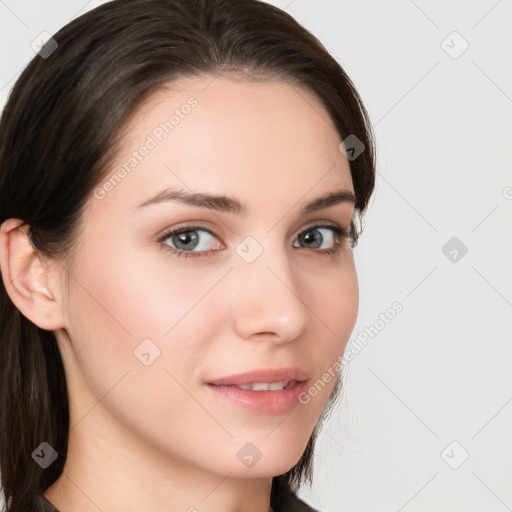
[0,218,66,331]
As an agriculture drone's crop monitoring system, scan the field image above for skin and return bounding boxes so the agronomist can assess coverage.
[0,75,358,512]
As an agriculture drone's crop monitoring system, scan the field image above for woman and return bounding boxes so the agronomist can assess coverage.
[0,0,375,510]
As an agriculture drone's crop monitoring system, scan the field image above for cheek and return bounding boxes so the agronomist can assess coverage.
[64,235,230,417]
[326,260,358,324]
[69,234,222,343]
[63,241,231,459]
[297,258,358,409]
[306,255,359,354]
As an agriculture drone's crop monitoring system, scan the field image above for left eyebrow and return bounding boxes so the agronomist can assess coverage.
[301,189,355,215]
[132,186,355,215]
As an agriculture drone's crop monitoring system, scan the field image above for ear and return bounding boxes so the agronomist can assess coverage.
[0,218,67,331]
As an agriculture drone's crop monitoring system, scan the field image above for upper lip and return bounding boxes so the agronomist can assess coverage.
[206,367,309,386]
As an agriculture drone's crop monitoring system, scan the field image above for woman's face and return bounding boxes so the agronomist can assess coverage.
[56,76,358,479]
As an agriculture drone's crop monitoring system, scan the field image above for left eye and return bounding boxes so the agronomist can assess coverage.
[292,226,339,250]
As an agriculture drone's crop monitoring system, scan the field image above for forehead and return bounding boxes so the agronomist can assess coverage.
[89,76,353,216]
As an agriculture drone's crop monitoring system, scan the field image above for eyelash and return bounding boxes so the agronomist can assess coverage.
[157,223,353,260]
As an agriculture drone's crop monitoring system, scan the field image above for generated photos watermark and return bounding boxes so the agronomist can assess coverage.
[299,301,403,404]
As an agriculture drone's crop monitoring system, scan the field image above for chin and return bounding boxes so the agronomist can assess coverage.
[241,437,310,478]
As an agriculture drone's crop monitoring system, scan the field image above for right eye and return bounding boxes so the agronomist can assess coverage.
[158,226,223,258]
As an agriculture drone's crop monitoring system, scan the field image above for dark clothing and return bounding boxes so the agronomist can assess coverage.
[42,492,319,511]
[277,491,319,511]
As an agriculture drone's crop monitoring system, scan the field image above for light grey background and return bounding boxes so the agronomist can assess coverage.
[1,1,511,511]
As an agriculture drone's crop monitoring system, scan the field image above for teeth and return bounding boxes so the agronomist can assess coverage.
[235,381,291,391]
[252,382,271,391]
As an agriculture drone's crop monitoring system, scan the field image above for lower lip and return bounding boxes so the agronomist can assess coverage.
[204,381,308,415]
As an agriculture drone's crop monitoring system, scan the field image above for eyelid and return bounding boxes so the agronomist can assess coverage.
[156,222,217,240]
[299,219,344,231]
[296,220,352,240]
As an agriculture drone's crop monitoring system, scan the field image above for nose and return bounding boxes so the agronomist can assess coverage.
[229,242,311,344]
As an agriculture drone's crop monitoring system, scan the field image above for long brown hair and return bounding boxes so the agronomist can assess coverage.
[0,1,375,510]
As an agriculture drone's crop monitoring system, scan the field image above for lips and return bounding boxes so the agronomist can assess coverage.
[206,367,309,387]
[204,367,310,414]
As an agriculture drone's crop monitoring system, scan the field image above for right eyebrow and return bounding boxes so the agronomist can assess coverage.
[132,187,248,215]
